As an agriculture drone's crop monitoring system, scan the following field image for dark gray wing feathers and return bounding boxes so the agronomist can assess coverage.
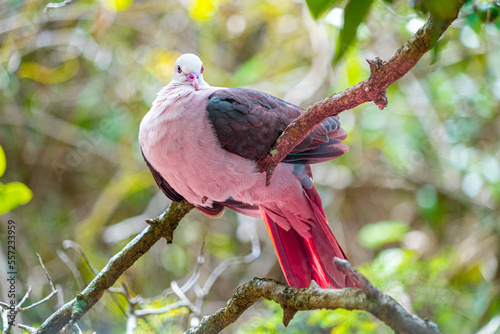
[206,88,347,164]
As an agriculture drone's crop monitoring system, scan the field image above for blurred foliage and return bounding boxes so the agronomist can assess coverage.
[1,0,500,333]
[358,220,410,249]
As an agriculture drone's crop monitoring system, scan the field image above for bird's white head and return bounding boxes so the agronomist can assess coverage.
[171,53,206,91]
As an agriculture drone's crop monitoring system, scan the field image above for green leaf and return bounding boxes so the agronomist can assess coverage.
[0,182,33,215]
[305,0,342,20]
[0,145,6,178]
[358,220,410,250]
[423,0,458,20]
[334,0,374,63]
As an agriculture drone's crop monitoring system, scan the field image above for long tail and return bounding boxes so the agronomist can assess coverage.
[260,185,356,289]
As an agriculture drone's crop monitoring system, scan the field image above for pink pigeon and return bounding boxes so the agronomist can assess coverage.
[139,53,356,289]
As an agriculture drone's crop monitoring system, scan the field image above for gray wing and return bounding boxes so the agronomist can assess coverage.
[205,88,348,164]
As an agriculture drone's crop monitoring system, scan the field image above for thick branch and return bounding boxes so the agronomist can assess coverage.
[257,2,466,185]
[35,200,194,334]
[185,259,441,334]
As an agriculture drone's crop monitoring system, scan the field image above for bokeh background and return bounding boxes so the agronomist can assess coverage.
[1,0,500,332]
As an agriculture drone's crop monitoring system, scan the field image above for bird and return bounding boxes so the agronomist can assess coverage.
[139,53,356,289]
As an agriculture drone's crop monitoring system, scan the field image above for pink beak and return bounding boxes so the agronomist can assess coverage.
[186,72,199,90]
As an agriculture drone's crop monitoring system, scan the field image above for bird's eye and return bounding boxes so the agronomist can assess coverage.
[201,66,204,74]
[177,66,182,73]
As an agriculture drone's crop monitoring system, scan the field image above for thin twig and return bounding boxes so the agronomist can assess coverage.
[3,255,59,332]
[37,253,56,291]
[170,281,198,314]
[125,312,137,334]
[18,324,37,334]
[17,287,32,310]
[20,254,59,311]
[123,284,138,334]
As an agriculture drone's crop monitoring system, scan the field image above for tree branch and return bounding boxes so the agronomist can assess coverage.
[35,200,194,334]
[185,258,441,334]
[257,1,466,185]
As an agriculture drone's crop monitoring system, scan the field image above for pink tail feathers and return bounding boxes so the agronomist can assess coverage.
[260,185,356,289]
